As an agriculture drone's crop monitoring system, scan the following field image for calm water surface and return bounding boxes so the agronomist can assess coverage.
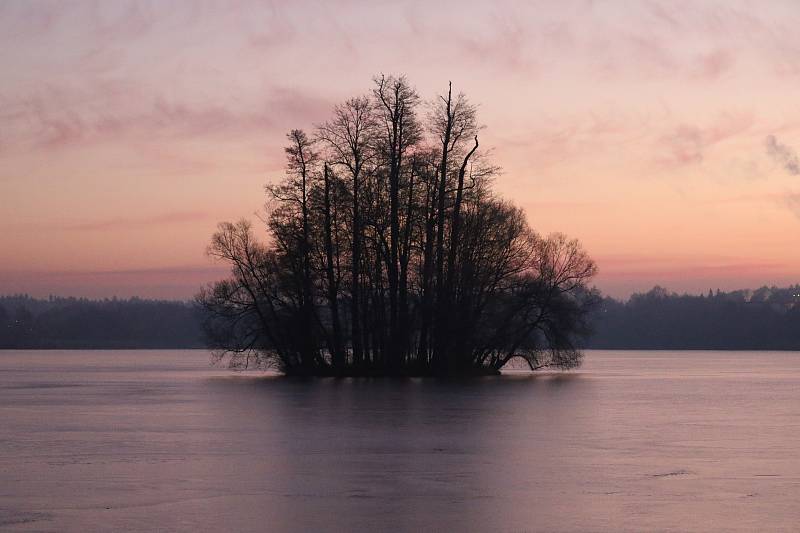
[1,350,799,532]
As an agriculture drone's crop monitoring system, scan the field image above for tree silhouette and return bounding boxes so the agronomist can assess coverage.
[197,76,599,376]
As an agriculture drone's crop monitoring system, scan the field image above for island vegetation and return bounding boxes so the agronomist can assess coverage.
[197,76,598,376]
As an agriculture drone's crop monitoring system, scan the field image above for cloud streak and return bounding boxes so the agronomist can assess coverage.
[657,113,753,168]
[0,265,231,300]
[64,211,211,231]
[765,135,800,175]
[0,81,333,153]
[782,192,800,219]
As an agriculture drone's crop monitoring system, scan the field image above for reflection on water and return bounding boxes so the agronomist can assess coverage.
[1,350,799,532]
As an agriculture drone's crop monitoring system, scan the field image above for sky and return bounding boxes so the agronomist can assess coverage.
[1,0,800,300]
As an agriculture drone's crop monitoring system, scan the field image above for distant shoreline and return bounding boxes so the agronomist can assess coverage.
[4,285,800,352]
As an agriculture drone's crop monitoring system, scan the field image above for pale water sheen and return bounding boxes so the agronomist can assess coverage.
[1,350,799,532]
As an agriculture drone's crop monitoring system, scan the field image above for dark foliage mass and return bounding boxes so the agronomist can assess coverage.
[197,76,599,376]
[0,295,203,349]
[588,286,800,350]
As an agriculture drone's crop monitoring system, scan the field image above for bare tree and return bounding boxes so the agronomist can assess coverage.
[198,76,598,376]
[317,97,376,367]
[373,74,421,370]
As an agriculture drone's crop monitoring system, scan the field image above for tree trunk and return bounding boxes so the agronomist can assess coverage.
[444,136,478,370]
[323,164,344,369]
[433,82,453,369]
[351,163,363,367]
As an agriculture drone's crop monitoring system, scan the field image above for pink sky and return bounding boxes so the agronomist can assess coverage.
[1,0,800,300]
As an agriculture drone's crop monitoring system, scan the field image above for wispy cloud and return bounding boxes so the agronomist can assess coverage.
[657,113,753,168]
[693,49,735,80]
[782,192,800,219]
[0,265,231,299]
[765,135,800,175]
[0,82,333,153]
[710,190,800,221]
[63,211,211,231]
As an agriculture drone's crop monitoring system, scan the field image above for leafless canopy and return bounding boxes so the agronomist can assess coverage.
[197,76,598,376]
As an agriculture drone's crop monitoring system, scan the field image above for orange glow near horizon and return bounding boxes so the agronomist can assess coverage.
[2,1,800,299]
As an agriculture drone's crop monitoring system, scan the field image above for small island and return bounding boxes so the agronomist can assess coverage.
[198,76,598,376]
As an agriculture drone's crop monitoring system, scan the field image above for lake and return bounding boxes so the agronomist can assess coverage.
[1,350,799,532]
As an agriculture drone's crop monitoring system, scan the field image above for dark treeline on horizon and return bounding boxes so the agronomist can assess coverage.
[0,295,203,349]
[589,285,800,350]
[2,285,800,351]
